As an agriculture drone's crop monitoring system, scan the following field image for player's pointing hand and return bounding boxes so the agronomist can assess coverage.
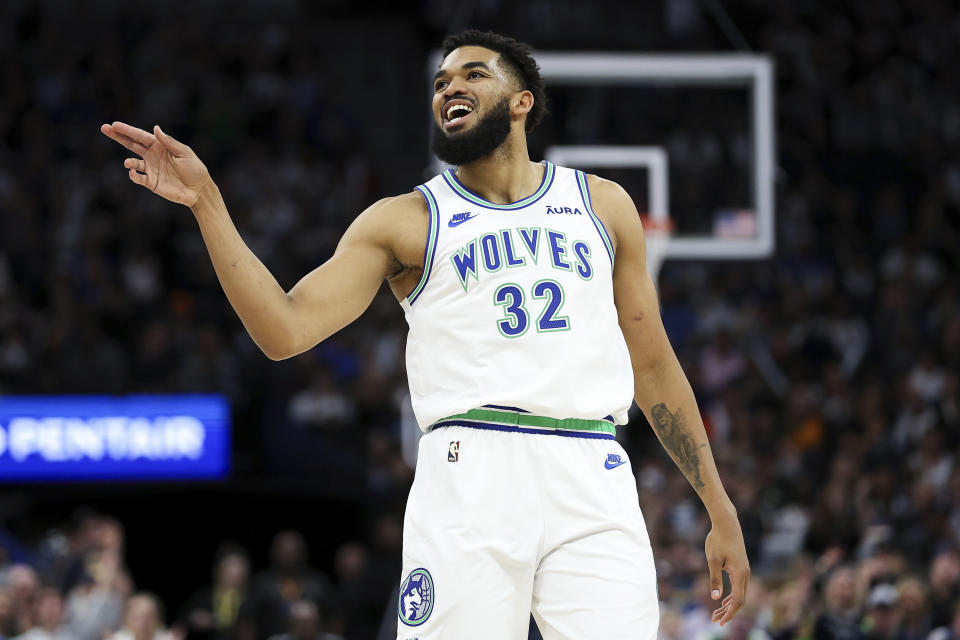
[705,509,751,626]
[100,122,210,207]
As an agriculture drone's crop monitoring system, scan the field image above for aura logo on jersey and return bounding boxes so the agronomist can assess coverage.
[545,205,583,215]
[398,568,434,626]
[450,226,594,292]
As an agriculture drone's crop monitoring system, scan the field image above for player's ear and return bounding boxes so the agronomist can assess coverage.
[511,89,534,118]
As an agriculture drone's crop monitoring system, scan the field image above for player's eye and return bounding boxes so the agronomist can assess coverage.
[434,80,448,91]
[468,70,484,79]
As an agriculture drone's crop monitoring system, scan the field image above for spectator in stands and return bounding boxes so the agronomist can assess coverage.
[63,543,129,640]
[929,552,960,629]
[236,532,332,640]
[327,542,367,638]
[265,601,342,640]
[894,576,930,640]
[62,517,129,597]
[767,570,814,640]
[58,511,104,595]
[657,604,683,640]
[813,566,864,640]
[860,583,900,640]
[175,545,249,640]
[287,367,356,431]
[327,518,402,640]
[680,575,722,639]
[109,593,174,640]
[12,587,75,640]
[0,585,16,639]
[2,566,39,637]
[928,601,960,640]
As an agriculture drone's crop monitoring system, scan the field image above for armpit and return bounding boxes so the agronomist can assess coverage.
[385,254,409,281]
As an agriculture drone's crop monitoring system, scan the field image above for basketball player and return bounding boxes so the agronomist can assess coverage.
[102,30,749,640]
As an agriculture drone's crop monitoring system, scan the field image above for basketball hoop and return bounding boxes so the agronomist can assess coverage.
[640,215,673,285]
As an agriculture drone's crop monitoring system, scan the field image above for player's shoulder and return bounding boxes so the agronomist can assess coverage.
[583,173,636,213]
[580,173,643,252]
[363,191,429,219]
[352,191,429,235]
[344,192,430,269]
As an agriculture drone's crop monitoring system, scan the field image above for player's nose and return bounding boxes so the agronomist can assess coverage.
[441,75,469,99]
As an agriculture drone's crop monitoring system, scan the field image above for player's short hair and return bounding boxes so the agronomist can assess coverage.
[441,30,548,132]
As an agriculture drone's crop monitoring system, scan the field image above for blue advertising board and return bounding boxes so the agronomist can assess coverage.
[0,395,230,481]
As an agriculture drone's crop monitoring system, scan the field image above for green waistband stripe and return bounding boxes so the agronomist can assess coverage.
[439,408,616,435]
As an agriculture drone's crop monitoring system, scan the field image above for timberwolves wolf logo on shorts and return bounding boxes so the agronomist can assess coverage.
[398,568,434,626]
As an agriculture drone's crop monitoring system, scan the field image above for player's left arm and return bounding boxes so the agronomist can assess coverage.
[588,175,750,626]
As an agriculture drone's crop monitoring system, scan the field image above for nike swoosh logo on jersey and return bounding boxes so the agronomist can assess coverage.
[604,454,627,470]
[448,212,478,227]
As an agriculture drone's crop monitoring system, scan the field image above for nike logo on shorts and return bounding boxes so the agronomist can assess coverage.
[604,453,627,470]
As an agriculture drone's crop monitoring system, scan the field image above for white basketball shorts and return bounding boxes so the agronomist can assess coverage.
[396,411,659,640]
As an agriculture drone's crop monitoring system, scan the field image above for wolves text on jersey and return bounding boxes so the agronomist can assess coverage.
[450,227,594,292]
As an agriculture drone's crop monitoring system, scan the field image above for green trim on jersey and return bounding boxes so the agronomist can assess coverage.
[575,171,615,267]
[440,407,616,435]
[443,161,556,211]
[408,185,441,303]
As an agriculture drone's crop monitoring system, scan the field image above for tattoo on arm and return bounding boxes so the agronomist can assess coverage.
[650,402,706,490]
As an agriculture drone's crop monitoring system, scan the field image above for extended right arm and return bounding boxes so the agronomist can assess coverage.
[101,121,405,360]
[189,182,396,359]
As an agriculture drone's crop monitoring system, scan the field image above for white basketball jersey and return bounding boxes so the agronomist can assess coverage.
[400,161,635,431]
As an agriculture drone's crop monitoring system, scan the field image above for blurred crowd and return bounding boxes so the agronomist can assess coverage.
[638,1,960,639]
[0,511,400,640]
[1,0,959,639]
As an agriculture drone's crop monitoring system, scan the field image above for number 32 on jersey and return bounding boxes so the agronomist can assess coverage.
[494,279,569,338]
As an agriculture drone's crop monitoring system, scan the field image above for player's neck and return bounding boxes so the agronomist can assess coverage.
[454,136,542,205]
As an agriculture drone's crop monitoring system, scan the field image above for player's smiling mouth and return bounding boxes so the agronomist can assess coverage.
[442,98,476,130]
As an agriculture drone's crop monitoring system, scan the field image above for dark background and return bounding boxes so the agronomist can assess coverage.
[1,1,959,639]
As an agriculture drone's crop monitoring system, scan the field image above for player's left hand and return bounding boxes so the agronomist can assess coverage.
[705,509,750,626]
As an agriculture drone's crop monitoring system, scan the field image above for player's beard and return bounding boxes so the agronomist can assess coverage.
[431,97,512,167]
